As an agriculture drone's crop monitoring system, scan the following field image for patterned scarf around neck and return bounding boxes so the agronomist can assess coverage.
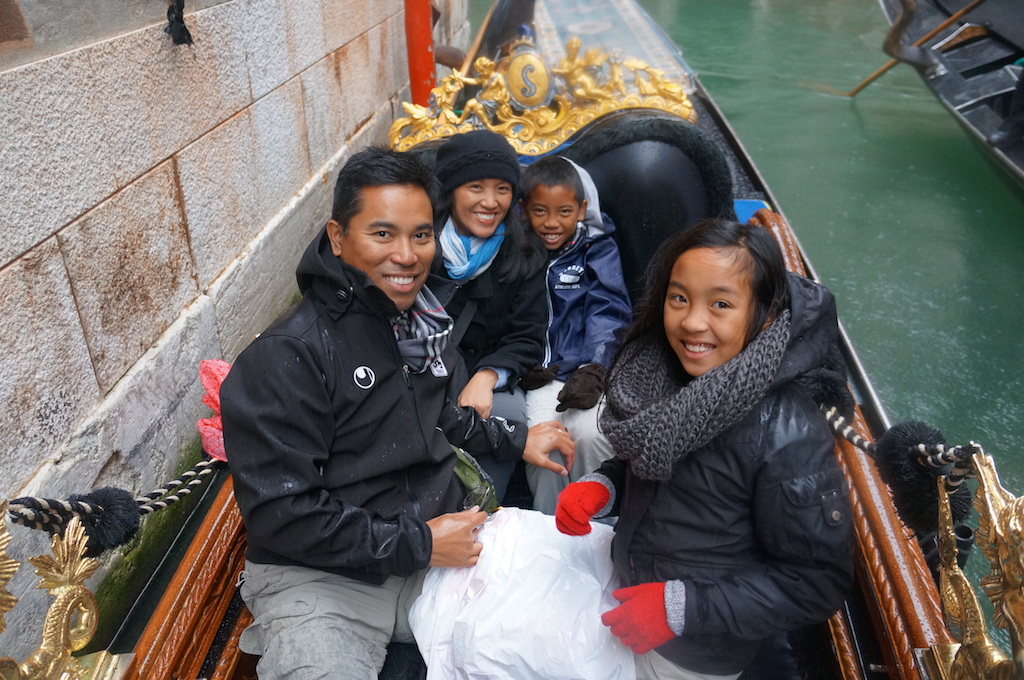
[393,286,453,374]
[440,217,505,281]
[600,310,791,481]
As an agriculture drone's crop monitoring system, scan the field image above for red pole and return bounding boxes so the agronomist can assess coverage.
[404,0,436,106]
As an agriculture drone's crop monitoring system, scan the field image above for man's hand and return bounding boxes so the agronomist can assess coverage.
[426,507,488,568]
[523,421,576,477]
[458,369,499,419]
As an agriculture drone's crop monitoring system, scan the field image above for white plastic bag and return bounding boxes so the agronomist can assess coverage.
[409,507,635,680]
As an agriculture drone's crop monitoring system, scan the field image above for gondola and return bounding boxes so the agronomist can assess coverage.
[878,0,1024,193]
[4,1,1023,679]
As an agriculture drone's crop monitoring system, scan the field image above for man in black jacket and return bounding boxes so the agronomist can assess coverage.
[221,147,575,679]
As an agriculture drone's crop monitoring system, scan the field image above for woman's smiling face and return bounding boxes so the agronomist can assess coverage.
[663,246,756,377]
[451,178,514,238]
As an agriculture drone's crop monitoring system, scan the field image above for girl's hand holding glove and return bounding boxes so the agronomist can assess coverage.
[554,480,610,535]
[602,582,684,654]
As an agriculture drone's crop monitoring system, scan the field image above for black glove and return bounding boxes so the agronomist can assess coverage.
[556,364,606,411]
[520,363,560,391]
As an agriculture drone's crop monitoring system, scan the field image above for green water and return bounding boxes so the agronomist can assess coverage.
[633,0,1024,489]
[470,0,1024,487]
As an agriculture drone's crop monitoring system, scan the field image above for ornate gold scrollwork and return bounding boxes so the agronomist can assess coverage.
[933,448,1024,679]
[389,33,697,155]
[0,501,100,680]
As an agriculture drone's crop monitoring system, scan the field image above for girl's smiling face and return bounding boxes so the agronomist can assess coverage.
[451,178,514,238]
[663,247,756,377]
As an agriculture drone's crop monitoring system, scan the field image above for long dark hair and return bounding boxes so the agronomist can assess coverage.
[617,218,789,363]
[434,189,546,283]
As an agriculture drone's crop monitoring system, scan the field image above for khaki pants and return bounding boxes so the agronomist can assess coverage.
[525,381,615,514]
[238,561,426,680]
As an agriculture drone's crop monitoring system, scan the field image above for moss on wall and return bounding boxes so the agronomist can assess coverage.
[81,438,218,654]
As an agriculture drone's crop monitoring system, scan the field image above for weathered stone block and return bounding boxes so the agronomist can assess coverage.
[335,32,376,135]
[210,177,328,361]
[237,0,293,99]
[372,13,410,100]
[58,161,199,393]
[372,0,406,27]
[86,18,251,189]
[45,296,222,498]
[284,0,327,76]
[301,57,348,173]
[0,239,99,499]
[177,110,262,289]
[0,50,117,269]
[250,78,313,224]
[322,0,368,53]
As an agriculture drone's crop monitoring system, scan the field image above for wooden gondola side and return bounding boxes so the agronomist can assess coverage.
[120,476,249,680]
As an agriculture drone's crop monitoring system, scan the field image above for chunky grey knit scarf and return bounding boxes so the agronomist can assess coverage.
[600,310,791,481]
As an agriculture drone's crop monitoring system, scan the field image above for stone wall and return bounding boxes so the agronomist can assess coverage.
[0,0,470,659]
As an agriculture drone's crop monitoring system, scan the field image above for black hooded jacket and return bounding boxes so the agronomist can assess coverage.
[222,227,526,584]
[598,274,855,674]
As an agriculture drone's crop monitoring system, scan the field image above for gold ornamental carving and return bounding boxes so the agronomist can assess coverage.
[0,501,100,680]
[389,33,697,155]
[933,447,1024,679]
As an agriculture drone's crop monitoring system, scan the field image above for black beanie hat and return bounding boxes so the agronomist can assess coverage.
[434,130,521,197]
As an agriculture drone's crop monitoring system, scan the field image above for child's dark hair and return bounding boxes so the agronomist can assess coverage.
[619,218,790,358]
[521,156,586,205]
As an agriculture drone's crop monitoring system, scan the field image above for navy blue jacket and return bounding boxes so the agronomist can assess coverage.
[541,163,632,381]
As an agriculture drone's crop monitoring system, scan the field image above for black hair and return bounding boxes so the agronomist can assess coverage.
[521,156,586,205]
[617,218,789,362]
[331,146,440,233]
[434,184,546,283]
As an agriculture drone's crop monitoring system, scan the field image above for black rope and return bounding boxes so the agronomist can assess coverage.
[6,456,223,555]
[165,0,194,46]
[819,407,976,534]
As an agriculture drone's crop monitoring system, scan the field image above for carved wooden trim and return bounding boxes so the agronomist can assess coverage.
[122,476,247,680]
[834,409,953,680]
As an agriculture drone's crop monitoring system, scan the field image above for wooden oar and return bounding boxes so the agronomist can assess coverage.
[460,0,500,75]
[443,0,500,108]
[840,0,989,97]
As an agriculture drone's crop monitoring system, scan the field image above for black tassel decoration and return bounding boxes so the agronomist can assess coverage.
[68,487,142,556]
[873,420,973,537]
[166,0,194,46]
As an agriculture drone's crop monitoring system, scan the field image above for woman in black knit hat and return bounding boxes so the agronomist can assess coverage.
[429,130,549,503]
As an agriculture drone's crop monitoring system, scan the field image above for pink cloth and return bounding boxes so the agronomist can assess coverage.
[196,359,231,462]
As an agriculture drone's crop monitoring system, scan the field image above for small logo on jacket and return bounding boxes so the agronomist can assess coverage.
[556,264,584,290]
[353,366,375,389]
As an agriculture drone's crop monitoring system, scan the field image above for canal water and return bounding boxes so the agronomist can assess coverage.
[468,0,1024,643]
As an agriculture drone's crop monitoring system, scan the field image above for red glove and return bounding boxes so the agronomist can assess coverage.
[554,481,610,535]
[601,582,676,654]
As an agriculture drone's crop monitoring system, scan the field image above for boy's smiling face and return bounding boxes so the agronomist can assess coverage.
[524,184,587,251]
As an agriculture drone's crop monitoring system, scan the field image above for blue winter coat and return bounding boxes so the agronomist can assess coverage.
[541,162,632,381]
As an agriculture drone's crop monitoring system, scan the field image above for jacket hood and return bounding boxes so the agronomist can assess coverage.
[562,157,607,239]
[296,225,349,293]
[773,273,840,389]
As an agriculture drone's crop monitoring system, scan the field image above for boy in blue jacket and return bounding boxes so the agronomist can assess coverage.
[520,156,633,514]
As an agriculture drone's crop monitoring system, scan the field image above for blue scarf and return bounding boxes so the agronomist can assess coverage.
[440,217,505,281]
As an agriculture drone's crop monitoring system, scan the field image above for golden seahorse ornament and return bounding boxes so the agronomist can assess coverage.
[0,507,100,680]
[935,447,1024,679]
